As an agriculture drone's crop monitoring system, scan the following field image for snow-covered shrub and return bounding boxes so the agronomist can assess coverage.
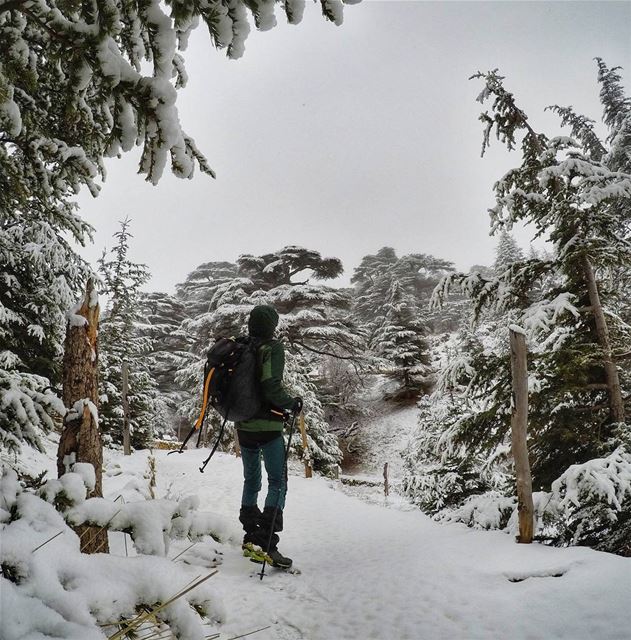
[38,468,237,556]
[1,466,225,640]
[437,491,517,530]
[401,399,495,513]
[402,456,499,515]
[545,448,631,555]
[425,450,631,556]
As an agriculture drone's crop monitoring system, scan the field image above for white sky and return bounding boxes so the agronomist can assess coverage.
[76,0,631,292]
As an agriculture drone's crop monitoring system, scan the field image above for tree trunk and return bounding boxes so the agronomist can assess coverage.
[122,362,131,455]
[299,413,312,478]
[509,328,534,544]
[57,279,109,554]
[581,255,626,424]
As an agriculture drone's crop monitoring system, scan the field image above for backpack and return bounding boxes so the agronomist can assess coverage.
[204,336,262,422]
[170,335,272,471]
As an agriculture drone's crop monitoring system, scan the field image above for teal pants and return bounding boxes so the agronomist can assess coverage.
[240,435,287,510]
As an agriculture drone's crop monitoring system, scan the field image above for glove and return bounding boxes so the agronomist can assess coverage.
[292,397,303,414]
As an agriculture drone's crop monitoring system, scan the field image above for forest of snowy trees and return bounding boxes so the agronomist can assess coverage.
[1,0,630,630]
[2,58,631,553]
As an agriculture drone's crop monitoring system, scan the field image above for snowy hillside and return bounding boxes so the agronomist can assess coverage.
[3,442,630,640]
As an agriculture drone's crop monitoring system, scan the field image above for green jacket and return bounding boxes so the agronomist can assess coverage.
[237,305,294,432]
[237,340,295,432]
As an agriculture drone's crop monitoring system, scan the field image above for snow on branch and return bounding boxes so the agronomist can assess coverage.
[1,466,225,639]
[38,469,238,555]
[520,293,579,342]
[1,0,353,193]
[552,448,631,513]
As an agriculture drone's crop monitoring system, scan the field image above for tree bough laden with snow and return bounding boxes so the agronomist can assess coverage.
[0,0,355,201]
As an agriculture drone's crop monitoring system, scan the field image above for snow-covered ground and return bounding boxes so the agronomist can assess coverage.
[3,441,631,640]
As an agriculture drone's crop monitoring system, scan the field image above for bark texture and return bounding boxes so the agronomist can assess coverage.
[509,329,534,544]
[57,279,109,554]
[582,254,626,424]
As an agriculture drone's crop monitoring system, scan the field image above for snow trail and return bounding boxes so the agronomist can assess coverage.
[144,448,631,640]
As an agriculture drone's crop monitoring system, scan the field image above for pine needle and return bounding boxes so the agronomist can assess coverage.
[170,541,197,562]
[32,530,64,553]
[226,626,272,640]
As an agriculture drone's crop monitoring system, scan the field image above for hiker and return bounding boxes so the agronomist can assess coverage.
[238,305,302,568]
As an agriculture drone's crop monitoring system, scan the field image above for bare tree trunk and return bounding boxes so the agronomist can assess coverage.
[57,279,109,554]
[299,413,312,478]
[122,362,131,455]
[383,462,389,498]
[509,328,534,544]
[582,254,626,424]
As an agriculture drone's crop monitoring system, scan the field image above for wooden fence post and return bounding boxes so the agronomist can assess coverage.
[122,362,131,455]
[383,463,389,498]
[298,413,312,478]
[509,326,534,544]
[57,279,109,554]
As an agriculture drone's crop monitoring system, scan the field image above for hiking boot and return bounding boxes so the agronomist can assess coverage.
[267,548,293,569]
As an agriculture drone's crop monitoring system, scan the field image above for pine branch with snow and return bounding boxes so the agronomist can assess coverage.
[1,464,226,639]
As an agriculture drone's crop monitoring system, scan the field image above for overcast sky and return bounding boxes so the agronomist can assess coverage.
[76,0,631,293]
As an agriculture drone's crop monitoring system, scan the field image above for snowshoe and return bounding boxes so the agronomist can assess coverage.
[242,542,271,564]
[242,543,293,570]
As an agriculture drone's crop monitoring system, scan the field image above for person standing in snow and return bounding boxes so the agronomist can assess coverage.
[238,304,302,569]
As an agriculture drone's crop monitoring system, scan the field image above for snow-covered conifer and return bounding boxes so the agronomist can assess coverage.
[371,281,432,399]
[0,203,90,451]
[99,219,157,449]
[402,321,512,512]
[138,292,192,439]
[430,62,631,496]
[352,247,399,328]
[493,230,524,275]
[352,248,452,338]
[175,262,239,317]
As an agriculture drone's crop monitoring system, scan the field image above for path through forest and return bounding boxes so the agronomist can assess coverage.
[107,448,631,640]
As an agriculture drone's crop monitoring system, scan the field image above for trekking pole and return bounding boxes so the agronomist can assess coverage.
[259,409,299,581]
[199,410,230,473]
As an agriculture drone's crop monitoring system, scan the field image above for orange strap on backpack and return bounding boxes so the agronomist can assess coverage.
[194,367,215,430]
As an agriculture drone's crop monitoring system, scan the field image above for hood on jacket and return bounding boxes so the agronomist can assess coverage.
[248,305,279,339]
